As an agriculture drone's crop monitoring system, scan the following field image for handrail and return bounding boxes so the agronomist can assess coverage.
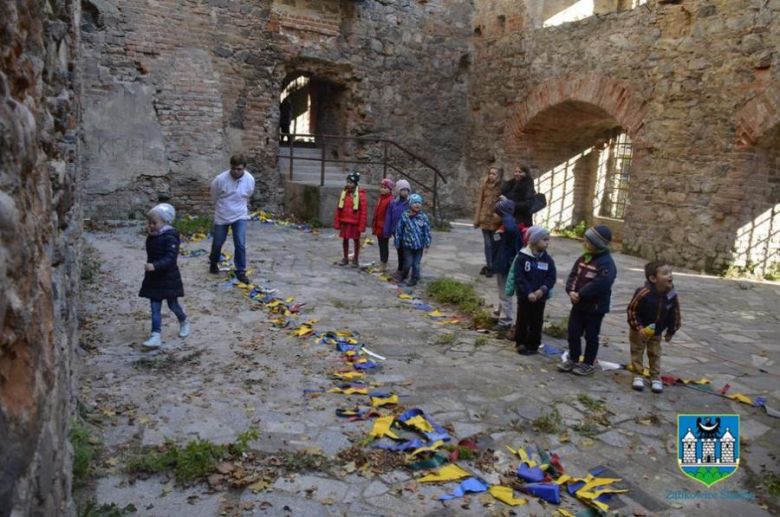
[278,132,445,218]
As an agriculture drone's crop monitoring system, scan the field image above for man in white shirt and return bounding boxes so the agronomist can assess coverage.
[209,154,255,284]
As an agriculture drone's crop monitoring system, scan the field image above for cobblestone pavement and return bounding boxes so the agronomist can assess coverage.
[78,220,779,516]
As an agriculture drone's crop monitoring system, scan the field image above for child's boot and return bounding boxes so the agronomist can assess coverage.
[209,261,219,274]
[651,379,663,393]
[632,377,644,391]
[338,258,349,266]
[179,319,191,338]
[143,332,162,349]
[379,262,387,273]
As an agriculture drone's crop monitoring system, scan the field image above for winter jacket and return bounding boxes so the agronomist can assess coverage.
[139,228,184,300]
[627,282,682,336]
[383,198,409,238]
[473,178,503,230]
[394,210,432,250]
[372,192,394,237]
[491,214,522,276]
[565,252,617,314]
[501,177,535,227]
[514,247,557,298]
[334,187,368,232]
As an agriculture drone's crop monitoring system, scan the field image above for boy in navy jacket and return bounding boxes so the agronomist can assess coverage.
[491,199,521,331]
[559,225,617,376]
[514,226,556,355]
[627,261,682,393]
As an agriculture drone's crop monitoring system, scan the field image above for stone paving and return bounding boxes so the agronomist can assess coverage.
[77,220,779,516]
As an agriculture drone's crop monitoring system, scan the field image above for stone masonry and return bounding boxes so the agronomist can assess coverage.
[0,0,82,515]
[80,0,471,220]
[467,0,780,273]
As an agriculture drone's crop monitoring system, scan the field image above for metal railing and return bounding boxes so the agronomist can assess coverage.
[279,133,447,218]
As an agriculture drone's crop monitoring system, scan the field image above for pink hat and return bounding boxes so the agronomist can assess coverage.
[380,178,395,190]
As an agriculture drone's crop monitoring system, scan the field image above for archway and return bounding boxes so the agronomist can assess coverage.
[279,72,348,147]
[506,75,647,239]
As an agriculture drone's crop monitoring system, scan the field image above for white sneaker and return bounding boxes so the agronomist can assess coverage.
[651,379,663,393]
[179,319,190,338]
[632,377,645,391]
[143,332,162,349]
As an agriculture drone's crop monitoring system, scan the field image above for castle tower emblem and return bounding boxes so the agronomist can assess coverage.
[677,414,740,487]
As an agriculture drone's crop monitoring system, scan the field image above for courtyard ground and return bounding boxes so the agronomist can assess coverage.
[75,219,779,516]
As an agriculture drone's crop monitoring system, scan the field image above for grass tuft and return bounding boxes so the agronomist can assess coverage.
[70,417,101,489]
[532,408,562,434]
[543,316,568,338]
[172,216,213,237]
[426,278,492,329]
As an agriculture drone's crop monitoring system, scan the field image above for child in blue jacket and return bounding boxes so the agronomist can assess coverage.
[559,225,617,376]
[393,193,432,287]
[514,226,556,355]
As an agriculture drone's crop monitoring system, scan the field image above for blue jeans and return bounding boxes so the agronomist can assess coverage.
[151,298,187,333]
[567,307,605,366]
[401,248,424,282]
[482,229,494,270]
[210,219,247,274]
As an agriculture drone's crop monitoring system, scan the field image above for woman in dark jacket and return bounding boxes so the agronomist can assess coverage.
[139,203,189,349]
[500,165,535,228]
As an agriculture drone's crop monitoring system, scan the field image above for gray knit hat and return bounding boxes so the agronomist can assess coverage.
[526,225,550,246]
[584,225,612,251]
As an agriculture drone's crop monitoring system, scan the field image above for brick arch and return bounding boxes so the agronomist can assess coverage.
[736,83,780,149]
[506,74,648,149]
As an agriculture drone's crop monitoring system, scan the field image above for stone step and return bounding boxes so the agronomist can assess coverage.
[278,146,323,158]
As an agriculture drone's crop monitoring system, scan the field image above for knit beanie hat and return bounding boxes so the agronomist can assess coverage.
[526,225,550,246]
[395,179,411,193]
[380,178,395,190]
[409,193,423,205]
[495,198,515,217]
[584,225,612,251]
[148,203,176,224]
[346,172,360,184]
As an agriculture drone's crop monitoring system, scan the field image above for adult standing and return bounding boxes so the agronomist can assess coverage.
[473,166,503,277]
[209,154,255,284]
[500,165,535,229]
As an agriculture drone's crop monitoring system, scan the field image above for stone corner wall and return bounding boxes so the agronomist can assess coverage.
[1,0,82,515]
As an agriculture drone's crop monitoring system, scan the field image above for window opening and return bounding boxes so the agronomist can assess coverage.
[598,132,633,220]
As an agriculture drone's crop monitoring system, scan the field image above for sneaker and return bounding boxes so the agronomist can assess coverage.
[558,359,576,372]
[351,260,360,268]
[505,326,516,341]
[209,261,219,274]
[632,377,645,391]
[572,363,595,376]
[338,258,349,266]
[142,332,162,349]
[518,347,539,356]
[236,273,250,285]
[651,379,663,393]
[406,279,418,287]
[485,268,495,278]
[479,266,488,276]
[179,319,190,338]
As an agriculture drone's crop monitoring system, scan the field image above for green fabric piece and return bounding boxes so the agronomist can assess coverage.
[407,453,450,471]
[505,256,518,296]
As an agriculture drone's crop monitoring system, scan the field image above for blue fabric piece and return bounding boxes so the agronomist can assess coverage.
[398,408,451,442]
[368,390,391,398]
[541,344,564,355]
[439,478,488,501]
[414,304,434,311]
[517,464,545,483]
[336,343,358,352]
[373,439,429,451]
[354,361,380,370]
[523,483,560,504]
[754,396,766,408]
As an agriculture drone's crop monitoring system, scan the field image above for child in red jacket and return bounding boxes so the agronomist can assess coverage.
[334,172,368,267]
[372,178,394,272]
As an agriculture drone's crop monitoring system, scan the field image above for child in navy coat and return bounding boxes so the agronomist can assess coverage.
[514,226,556,355]
[139,203,189,349]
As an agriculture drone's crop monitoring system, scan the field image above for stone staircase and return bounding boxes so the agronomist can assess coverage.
[278,146,346,187]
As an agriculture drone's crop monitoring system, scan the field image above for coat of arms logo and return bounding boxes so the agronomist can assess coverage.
[677,414,740,487]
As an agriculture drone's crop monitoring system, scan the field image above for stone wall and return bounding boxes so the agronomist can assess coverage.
[81,0,472,220]
[467,0,780,273]
[0,0,82,514]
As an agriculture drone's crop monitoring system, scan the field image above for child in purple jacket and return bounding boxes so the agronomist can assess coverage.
[384,179,411,276]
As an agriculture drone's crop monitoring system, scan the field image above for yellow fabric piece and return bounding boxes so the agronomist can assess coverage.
[557,510,576,517]
[405,415,435,434]
[369,416,399,439]
[407,440,444,459]
[338,186,360,210]
[371,395,399,407]
[488,486,528,506]
[576,491,609,512]
[336,331,352,337]
[328,387,368,395]
[418,464,470,483]
[683,378,711,385]
[577,477,622,494]
[506,445,536,467]
[398,294,413,299]
[333,371,365,380]
[294,326,313,337]
[728,393,753,405]
[428,310,445,317]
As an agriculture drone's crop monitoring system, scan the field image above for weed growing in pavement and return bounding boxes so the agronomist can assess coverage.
[172,216,212,236]
[435,332,456,345]
[577,394,606,413]
[532,408,562,434]
[554,221,587,239]
[426,278,492,329]
[70,417,101,489]
[78,500,137,517]
[474,336,488,347]
[81,243,102,284]
[543,316,569,338]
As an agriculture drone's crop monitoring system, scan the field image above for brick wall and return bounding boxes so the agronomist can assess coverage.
[1,0,82,514]
[468,0,780,273]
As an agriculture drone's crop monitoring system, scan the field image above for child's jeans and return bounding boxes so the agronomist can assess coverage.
[516,297,545,350]
[209,218,247,274]
[481,229,494,270]
[401,248,424,281]
[567,307,605,365]
[629,328,662,379]
[151,298,187,333]
[495,273,513,327]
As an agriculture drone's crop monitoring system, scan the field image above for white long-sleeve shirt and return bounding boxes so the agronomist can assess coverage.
[210,169,255,225]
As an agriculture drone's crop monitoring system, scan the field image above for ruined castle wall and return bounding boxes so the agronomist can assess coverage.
[81,0,472,220]
[468,0,780,272]
[0,0,82,514]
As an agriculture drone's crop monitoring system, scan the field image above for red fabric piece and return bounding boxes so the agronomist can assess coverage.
[334,187,368,232]
[718,383,731,395]
[550,454,565,474]
[661,375,680,386]
[372,192,393,236]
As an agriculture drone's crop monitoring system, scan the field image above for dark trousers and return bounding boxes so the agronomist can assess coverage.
[396,245,404,271]
[401,248,424,282]
[567,307,605,365]
[378,237,390,263]
[515,297,546,351]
